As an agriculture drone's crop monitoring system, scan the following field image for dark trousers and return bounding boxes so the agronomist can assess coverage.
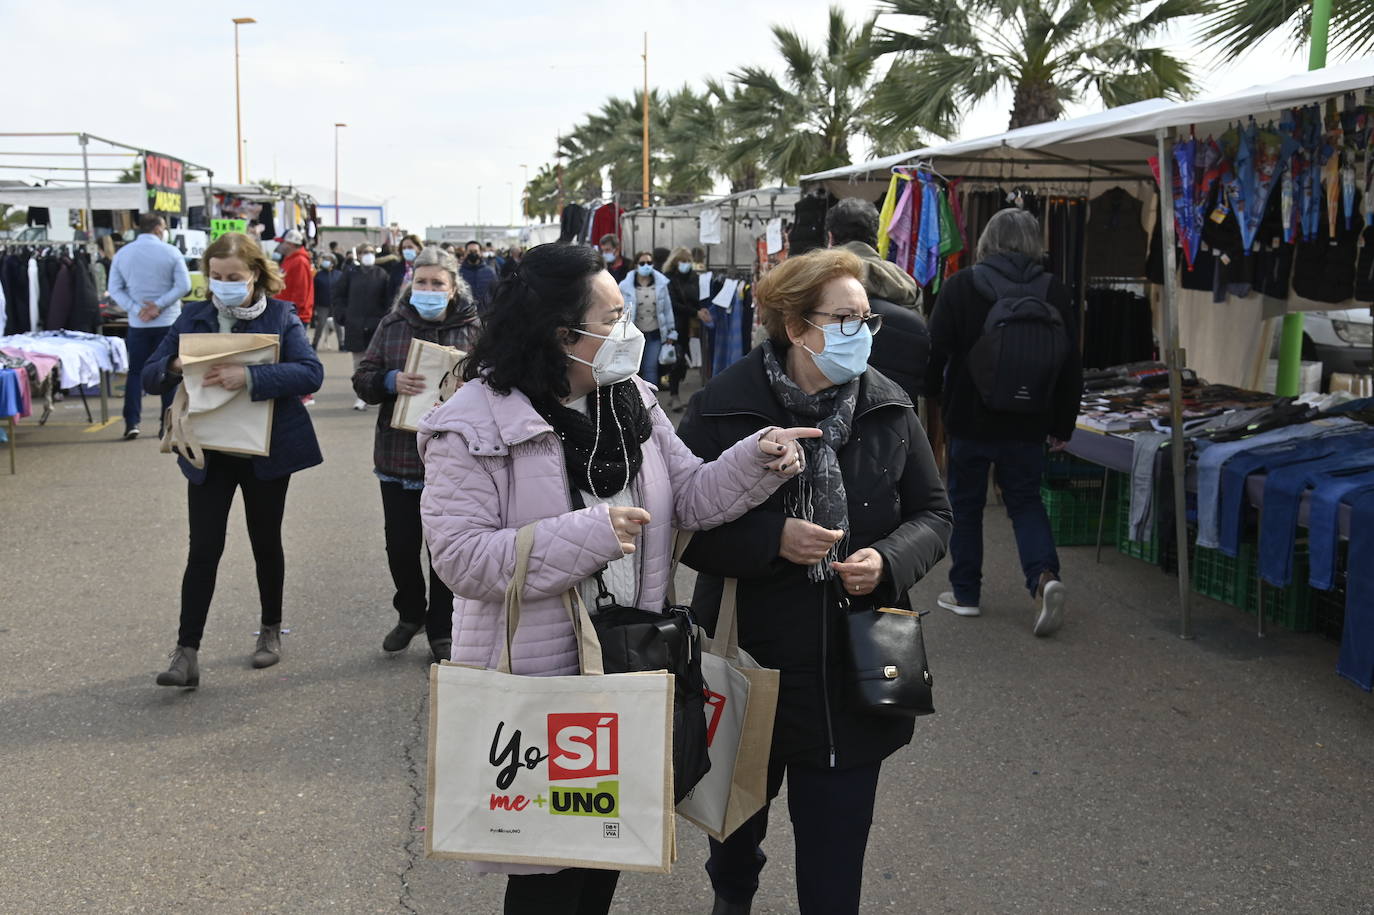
[707,760,881,915]
[379,481,453,641]
[947,437,1059,604]
[503,868,620,915]
[123,325,174,428]
[178,453,290,649]
[667,336,690,396]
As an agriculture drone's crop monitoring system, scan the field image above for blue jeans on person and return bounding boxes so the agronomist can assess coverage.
[947,438,1059,605]
[124,325,175,430]
[638,329,662,386]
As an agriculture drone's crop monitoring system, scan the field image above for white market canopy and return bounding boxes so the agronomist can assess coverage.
[804,56,1374,187]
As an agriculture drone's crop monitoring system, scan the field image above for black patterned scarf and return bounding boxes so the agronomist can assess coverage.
[542,381,653,498]
[761,340,859,580]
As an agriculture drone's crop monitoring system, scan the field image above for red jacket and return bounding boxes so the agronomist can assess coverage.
[280,247,315,324]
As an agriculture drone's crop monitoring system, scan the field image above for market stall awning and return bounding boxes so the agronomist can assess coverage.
[804,57,1374,184]
[0,183,145,210]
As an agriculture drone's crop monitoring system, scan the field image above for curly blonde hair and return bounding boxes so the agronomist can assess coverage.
[202,231,285,296]
[755,248,864,344]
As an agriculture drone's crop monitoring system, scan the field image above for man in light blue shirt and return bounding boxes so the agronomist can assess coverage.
[108,212,192,439]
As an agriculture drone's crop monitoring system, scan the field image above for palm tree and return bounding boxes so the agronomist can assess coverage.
[558,90,675,204]
[0,204,26,232]
[723,5,916,183]
[872,0,1207,134]
[1200,0,1374,62]
[524,164,562,223]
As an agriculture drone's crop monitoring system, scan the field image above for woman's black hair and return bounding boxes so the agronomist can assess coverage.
[461,242,605,408]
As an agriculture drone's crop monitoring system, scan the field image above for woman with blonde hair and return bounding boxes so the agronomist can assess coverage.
[142,232,324,688]
[678,247,951,915]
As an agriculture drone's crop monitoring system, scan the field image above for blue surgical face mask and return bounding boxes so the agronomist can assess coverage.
[602,251,617,264]
[636,263,654,278]
[402,248,418,262]
[677,261,692,274]
[271,250,283,261]
[410,289,450,320]
[801,319,872,386]
[210,279,252,307]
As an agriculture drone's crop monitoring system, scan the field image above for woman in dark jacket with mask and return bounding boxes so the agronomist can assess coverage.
[352,246,482,662]
[678,247,952,915]
[663,245,699,412]
[142,231,324,688]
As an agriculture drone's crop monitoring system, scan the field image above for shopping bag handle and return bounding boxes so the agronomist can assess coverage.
[159,385,207,470]
[664,529,694,607]
[499,524,605,676]
[702,578,741,660]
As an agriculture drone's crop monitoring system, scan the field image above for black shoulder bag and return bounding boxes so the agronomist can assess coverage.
[840,587,935,718]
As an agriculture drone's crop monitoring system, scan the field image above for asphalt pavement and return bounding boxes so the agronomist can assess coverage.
[2,350,1372,914]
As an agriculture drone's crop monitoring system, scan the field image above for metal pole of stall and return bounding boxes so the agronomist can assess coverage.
[80,133,109,424]
[729,198,738,274]
[1155,126,1192,639]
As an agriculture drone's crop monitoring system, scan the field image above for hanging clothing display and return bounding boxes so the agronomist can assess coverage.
[699,207,722,245]
[589,203,624,244]
[1085,188,1147,279]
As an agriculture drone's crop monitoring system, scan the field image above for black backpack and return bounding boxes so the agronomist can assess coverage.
[966,265,1068,413]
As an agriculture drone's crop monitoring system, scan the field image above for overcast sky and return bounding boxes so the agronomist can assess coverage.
[4,0,1306,232]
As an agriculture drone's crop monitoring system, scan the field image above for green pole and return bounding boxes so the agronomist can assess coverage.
[1275,0,1333,395]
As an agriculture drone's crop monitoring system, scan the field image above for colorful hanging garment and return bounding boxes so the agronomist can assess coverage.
[913,175,942,287]
[1222,120,1293,252]
[876,172,902,258]
[887,178,915,273]
[1172,136,1200,268]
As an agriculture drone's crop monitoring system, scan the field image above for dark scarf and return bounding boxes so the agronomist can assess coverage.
[542,381,653,498]
[762,340,859,581]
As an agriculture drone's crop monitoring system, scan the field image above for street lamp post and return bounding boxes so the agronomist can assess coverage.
[518,163,529,220]
[232,17,256,184]
[506,182,514,227]
[333,123,347,226]
[476,185,482,241]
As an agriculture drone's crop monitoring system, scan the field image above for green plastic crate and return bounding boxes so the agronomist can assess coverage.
[1041,475,1117,547]
[1243,546,1314,633]
[1192,543,1254,608]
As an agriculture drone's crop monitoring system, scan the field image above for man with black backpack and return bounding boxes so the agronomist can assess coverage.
[924,208,1083,636]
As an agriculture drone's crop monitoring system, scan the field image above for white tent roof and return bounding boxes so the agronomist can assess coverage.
[0,183,145,210]
[804,57,1374,184]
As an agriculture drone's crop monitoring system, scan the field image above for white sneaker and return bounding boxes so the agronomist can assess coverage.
[937,592,981,617]
[352,399,368,411]
[1033,575,1066,637]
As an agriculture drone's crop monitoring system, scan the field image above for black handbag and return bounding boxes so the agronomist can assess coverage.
[589,589,710,803]
[842,596,935,718]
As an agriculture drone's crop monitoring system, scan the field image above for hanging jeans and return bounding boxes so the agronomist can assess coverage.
[1195,418,1360,549]
[1128,432,1169,542]
[1215,429,1374,557]
[1309,472,1374,590]
[1336,490,1374,690]
[1258,454,1374,586]
[946,438,1059,604]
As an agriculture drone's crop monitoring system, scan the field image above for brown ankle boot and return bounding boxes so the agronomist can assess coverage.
[156,645,199,687]
[252,625,282,669]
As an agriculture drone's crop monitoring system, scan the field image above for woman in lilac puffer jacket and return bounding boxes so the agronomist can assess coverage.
[418,243,817,914]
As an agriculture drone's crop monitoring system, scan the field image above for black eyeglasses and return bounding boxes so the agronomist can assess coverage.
[807,311,883,336]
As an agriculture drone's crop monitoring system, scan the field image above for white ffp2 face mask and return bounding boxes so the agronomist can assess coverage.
[569,319,645,387]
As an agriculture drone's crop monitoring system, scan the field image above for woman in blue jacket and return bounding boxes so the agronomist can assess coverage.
[143,231,324,688]
[617,251,677,385]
